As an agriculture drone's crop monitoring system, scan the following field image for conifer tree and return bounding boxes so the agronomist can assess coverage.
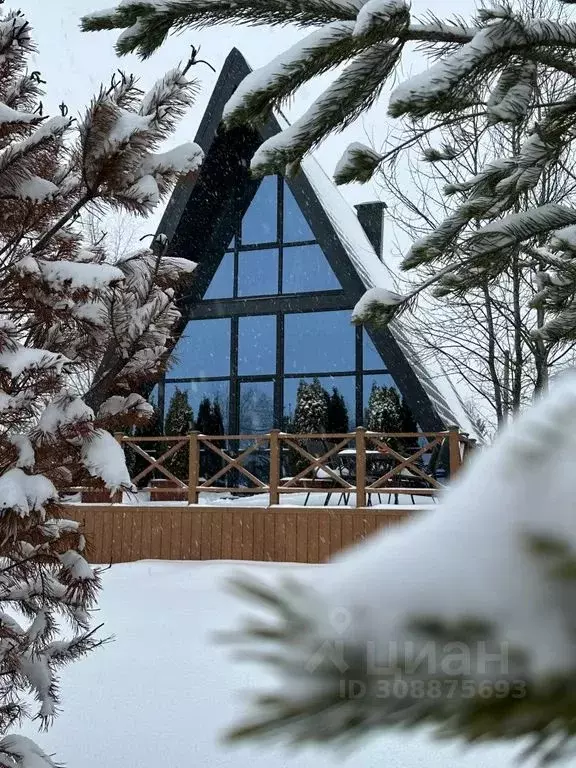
[195,396,212,435]
[326,387,350,433]
[0,7,205,765]
[292,379,328,434]
[211,399,225,435]
[221,373,576,760]
[365,382,403,433]
[365,382,407,453]
[195,396,225,480]
[164,388,194,481]
[400,396,418,433]
[289,379,330,474]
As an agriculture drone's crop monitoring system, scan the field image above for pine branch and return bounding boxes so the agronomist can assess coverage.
[251,42,402,176]
[82,1,364,57]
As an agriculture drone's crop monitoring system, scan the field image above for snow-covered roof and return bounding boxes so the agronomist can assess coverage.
[390,324,481,438]
[276,112,396,293]
[302,155,397,292]
[289,138,481,439]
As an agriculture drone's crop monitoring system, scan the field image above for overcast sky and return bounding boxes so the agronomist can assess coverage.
[17,0,478,238]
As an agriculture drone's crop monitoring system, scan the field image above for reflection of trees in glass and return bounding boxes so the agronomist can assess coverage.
[289,379,351,476]
[366,384,403,433]
[164,388,194,481]
[195,396,224,435]
[291,380,350,435]
[235,382,274,487]
[195,396,225,482]
[365,383,419,457]
[293,378,328,434]
[239,386,274,484]
[326,388,349,434]
[239,386,274,434]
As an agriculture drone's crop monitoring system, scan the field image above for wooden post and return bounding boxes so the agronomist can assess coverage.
[448,425,462,478]
[355,426,367,508]
[269,430,281,506]
[188,431,200,505]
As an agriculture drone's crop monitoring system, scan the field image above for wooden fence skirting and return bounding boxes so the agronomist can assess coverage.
[62,504,417,565]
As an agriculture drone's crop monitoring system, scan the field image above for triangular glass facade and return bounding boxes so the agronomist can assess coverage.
[203,176,341,299]
[161,170,406,434]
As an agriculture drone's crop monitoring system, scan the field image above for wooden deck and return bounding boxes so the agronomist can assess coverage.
[65,428,474,565]
[63,504,417,565]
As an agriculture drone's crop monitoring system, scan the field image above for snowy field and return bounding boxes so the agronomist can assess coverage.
[22,559,529,768]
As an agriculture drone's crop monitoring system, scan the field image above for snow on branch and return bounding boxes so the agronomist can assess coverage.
[334,141,383,184]
[0,10,201,765]
[81,429,133,491]
[389,16,576,119]
[222,23,357,127]
[486,63,535,124]
[0,346,69,378]
[16,257,124,291]
[98,393,153,419]
[36,392,94,441]
[465,204,576,259]
[0,736,59,768]
[0,469,57,517]
[251,42,402,176]
[8,435,34,469]
[351,286,404,325]
[139,142,203,177]
[82,1,366,58]
[353,0,409,37]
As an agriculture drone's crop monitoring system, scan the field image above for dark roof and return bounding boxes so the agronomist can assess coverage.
[157,48,479,437]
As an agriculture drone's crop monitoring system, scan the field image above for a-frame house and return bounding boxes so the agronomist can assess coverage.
[154,48,476,437]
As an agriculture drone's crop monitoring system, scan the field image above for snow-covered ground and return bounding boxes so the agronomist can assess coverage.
[23,560,526,768]
[66,490,437,507]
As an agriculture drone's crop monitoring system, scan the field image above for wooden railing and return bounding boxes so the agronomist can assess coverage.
[97,427,474,505]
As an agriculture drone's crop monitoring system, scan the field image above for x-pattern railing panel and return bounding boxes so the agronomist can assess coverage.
[198,437,269,490]
[365,435,444,490]
[128,439,189,488]
[279,436,354,490]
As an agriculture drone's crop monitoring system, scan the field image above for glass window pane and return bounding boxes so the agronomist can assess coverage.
[283,182,314,242]
[239,381,275,434]
[282,244,341,293]
[242,176,278,244]
[204,253,234,299]
[238,315,276,375]
[284,310,355,374]
[166,319,230,379]
[238,249,279,297]
[166,380,230,432]
[283,375,355,431]
[363,329,386,370]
